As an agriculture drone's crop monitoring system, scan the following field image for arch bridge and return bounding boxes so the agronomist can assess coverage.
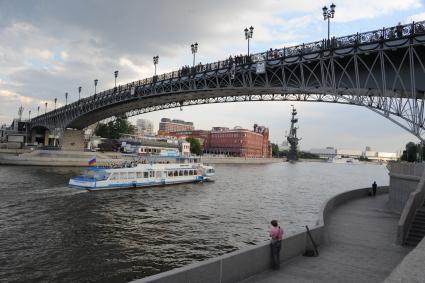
[31,21,425,146]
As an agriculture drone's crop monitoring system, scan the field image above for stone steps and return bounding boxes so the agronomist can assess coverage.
[405,207,425,246]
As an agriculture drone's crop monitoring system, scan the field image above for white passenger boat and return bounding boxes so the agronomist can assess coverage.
[326,157,359,164]
[69,163,215,191]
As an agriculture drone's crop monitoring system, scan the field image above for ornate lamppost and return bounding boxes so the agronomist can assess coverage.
[94,79,98,95]
[244,26,254,56]
[78,86,82,100]
[54,98,57,110]
[190,42,198,67]
[153,56,159,76]
[322,3,336,41]
[114,70,119,87]
[65,92,68,105]
[28,110,31,121]
[37,106,40,116]
[45,102,48,114]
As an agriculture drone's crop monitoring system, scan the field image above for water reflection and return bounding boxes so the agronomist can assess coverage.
[0,162,388,282]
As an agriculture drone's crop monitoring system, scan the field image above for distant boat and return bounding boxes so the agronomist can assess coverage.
[69,162,215,191]
[326,157,359,164]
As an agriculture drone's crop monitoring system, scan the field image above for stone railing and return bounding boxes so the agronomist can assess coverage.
[131,187,388,283]
[396,167,425,245]
[388,162,425,213]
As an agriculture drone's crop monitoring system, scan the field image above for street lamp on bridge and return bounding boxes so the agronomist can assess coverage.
[94,79,98,95]
[45,102,48,114]
[244,26,254,56]
[65,92,68,106]
[153,56,159,76]
[191,42,198,67]
[37,106,40,116]
[323,3,336,41]
[78,86,82,101]
[54,98,57,110]
[28,110,31,121]
[114,70,119,87]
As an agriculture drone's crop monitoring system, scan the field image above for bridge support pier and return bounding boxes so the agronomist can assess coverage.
[61,129,85,151]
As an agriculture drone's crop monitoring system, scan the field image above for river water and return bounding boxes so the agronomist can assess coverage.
[0,162,388,282]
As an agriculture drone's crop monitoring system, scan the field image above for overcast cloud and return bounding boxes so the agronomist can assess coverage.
[0,0,423,152]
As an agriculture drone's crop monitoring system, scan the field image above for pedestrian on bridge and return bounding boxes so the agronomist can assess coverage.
[269,220,284,270]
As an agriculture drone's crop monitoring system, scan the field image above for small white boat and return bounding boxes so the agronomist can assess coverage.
[69,163,215,191]
[327,157,359,164]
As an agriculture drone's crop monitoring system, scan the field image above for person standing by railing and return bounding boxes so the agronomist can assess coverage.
[372,181,377,197]
[269,220,284,270]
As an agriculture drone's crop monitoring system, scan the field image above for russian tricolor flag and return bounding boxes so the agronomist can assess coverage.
[88,157,96,166]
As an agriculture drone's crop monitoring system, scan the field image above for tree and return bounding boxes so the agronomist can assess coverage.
[298,151,320,159]
[186,137,203,156]
[359,156,369,161]
[95,117,135,139]
[401,142,418,162]
[271,143,280,157]
[95,123,110,138]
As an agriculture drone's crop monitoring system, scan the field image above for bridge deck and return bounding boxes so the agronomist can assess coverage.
[241,194,412,283]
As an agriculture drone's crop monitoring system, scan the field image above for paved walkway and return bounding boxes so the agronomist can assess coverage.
[241,194,413,283]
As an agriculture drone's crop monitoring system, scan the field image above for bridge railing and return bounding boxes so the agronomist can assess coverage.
[32,20,425,122]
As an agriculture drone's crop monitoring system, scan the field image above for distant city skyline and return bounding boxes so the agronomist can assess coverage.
[1,0,424,152]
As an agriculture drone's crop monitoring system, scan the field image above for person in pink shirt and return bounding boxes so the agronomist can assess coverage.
[269,219,284,270]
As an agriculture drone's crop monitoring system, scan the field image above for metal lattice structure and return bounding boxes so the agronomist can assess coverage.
[31,21,425,141]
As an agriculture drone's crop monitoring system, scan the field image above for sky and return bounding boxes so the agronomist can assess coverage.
[1,0,425,153]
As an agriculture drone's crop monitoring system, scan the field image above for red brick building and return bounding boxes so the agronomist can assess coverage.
[158,118,194,135]
[168,125,272,158]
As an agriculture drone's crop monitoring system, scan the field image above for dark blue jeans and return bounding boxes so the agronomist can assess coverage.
[270,240,282,270]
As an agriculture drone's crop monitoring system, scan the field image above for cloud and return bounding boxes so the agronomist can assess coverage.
[407,12,425,22]
[334,0,421,22]
[119,57,151,78]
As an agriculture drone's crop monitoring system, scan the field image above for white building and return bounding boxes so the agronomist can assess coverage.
[278,140,289,151]
[136,119,154,136]
[309,147,337,158]
[337,149,363,157]
[364,150,398,161]
[309,147,399,161]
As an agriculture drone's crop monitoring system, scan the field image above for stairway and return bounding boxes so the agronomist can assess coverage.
[405,205,425,246]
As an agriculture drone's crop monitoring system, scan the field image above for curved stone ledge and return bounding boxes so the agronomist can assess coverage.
[132,186,388,283]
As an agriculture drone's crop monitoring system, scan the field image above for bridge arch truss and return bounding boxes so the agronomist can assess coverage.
[31,21,425,141]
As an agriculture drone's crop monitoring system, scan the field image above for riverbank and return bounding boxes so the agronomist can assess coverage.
[201,156,282,164]
[0,150,125,166]
[0,150,283,166]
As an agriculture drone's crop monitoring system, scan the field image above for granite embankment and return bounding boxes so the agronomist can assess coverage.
[0,150,124,166]
[0,150,283,166]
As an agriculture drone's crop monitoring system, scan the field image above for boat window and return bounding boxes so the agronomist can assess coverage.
[179,170,183,176]
[149,171,154,178]
[188,170,192,176]
[144,172,149,178]
[174,170,178,176]
[184,170,188,176]
[128,172,136,179]
[109,173,119,180]
[120,172,128,179]
[137,172,143,178]
[168,171,173,177]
